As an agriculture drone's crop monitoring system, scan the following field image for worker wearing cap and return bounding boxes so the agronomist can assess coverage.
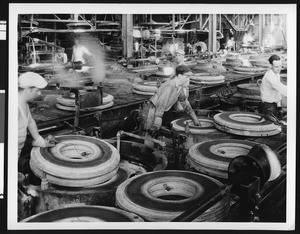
[141,64,200,135]
[18,72,56,159]
[175,49,186,66]
[259,55,287,119]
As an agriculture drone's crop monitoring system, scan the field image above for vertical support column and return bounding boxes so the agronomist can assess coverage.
[122,14,133,58]
[172,14,175,45]
[258,14,265,48]
[122,14,127,57]
[199,14,202,30]
[208,14,217,57]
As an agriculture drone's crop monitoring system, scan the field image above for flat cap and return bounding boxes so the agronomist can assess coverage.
[18,72,47,89]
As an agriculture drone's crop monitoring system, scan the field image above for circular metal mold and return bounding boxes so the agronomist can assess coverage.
[191,80,225,85]
[188,139,258,179]
[132,81,158,93]
[213,112,281,136]
[132,89,156,96]
[171,117,217,134]
[190,74,225,82]
[57,93,114,107]
[56,101,114,112]
[116,170,229,222]
[30,135,120,187]
[21,205,144,222]
[237,83,261,96]
[233,66,266,73]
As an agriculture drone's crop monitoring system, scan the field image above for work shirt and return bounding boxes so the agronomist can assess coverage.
[54,53,68,64]
[72,45,91,64]
[18,104,31,158]
[150,77,193,118]
[260,69,287,107]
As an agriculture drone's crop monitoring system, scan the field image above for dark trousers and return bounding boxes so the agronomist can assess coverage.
[258,102,280,118]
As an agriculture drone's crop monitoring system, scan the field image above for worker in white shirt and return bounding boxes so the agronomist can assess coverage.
[259,54,287,119]
[226,37,235,51]
[18,72,57,159]
[71,38,94,65]
[54,47,68,64]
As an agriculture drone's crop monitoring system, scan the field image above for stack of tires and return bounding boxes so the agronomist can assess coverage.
[30,135,121,188]
[56,92,114,111]
[29,135,168,214]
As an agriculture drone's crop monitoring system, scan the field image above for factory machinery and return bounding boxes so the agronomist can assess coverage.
[17,13,288,224]
[17,82,287,223]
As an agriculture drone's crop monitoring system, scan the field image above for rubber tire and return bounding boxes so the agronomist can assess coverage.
[115,170,229,222]
[30,135,120,181]
[171,117,217,134]
[188,139,257,177]
[213,111,281,132]
[56,101,114,112]
[21,205,144,222]
[186,158,228,179]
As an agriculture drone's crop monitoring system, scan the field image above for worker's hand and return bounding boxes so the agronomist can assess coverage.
[45,135,58,147]
[152,117,162,131]
[193,118,201,126]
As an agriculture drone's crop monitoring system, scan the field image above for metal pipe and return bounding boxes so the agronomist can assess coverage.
[116,130,166,153]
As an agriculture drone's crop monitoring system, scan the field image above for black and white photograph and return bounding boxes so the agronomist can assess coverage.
[6,3,297,231]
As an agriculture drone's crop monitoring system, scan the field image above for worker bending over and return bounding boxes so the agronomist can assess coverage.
[141,65,200,137]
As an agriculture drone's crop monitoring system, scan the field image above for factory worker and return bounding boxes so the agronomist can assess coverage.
[175,49,186,66]
[141,64,200,136]
[259,54,287,118]
[71,38,94,65]
[226,37,235,51]
[54,47,68,64]
[18,72,56,159]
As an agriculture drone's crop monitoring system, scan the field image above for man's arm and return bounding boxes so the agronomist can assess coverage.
[270,77,287,97]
